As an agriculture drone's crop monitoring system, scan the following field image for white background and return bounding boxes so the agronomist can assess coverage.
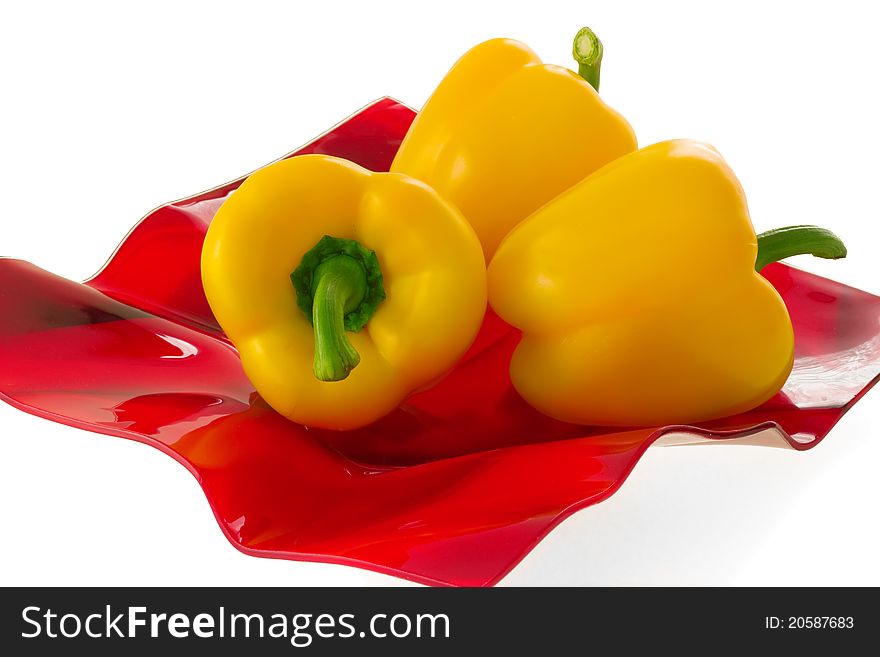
[1,0,877,586]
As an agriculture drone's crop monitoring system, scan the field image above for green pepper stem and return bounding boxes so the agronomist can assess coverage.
[755,225,847,272]
[310,255,367,381]
[572,26,603,91]
[291,235,386,382]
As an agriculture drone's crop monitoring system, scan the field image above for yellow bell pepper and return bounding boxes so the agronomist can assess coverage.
[390,31,637,260]
[201,154,487,430]
[488,140,846,426]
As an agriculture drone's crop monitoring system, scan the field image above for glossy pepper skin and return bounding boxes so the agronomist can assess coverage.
[390,38,637,260]
[201,154,487,430]
[488,140,794,427]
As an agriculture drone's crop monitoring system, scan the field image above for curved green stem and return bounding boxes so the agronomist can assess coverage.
[310,255,367,381]
[291,235,386,382]
[572,26,603,91]
[755,225,847,272]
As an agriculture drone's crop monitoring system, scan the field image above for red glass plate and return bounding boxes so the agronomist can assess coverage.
[1,98,878,587]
